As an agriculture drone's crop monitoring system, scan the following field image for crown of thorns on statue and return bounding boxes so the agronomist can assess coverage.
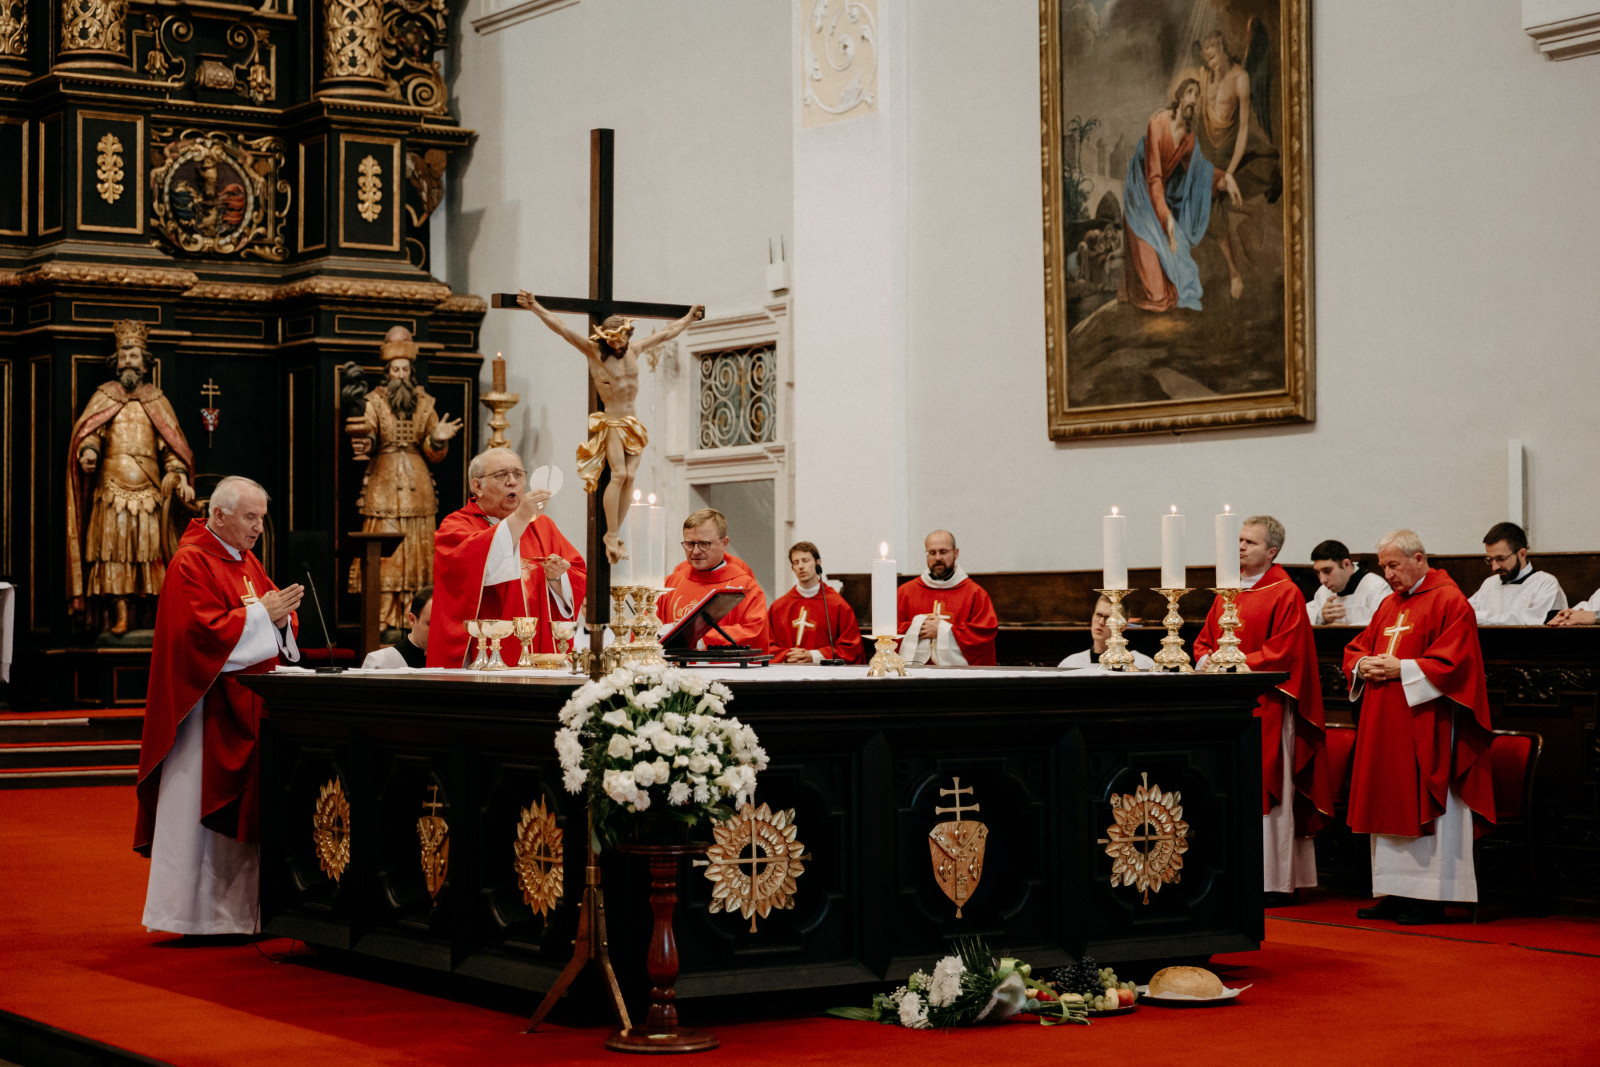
[589,317,635,350]
[380,325,420,362]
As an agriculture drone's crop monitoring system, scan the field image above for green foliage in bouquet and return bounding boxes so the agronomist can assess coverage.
[828,939,1089,1028]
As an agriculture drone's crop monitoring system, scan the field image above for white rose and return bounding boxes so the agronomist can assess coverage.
[652,758,670,780]
[602,769,637,805]
[601,708,630,728]
[673,755,690,768]
[606,734,634,759]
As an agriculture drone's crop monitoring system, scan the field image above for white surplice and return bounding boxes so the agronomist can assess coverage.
[1306,569,1390,627]
[1264,712,1318,892]
[1468,564,1567,626]
[482,518,575,616]
[1057,647,1155,670]
[142,532,299,935]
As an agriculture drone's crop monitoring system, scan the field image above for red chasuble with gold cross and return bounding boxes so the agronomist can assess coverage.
[1342,568,1495,839]
[657,553,770,648]
[1194,564,1335,834]
[767,585,865,664]
[897,576,998,666]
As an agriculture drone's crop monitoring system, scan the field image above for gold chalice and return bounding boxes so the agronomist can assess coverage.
[513,616,540,668]
[479,618,515,670]
[465,619,489,670]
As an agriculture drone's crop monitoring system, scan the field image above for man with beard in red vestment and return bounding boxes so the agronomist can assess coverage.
[1194,515,1334,902]
[768,541,863,665]
[136,476,302,937]
[658,508,769,648]
[428,446,586,668]
[1345,529,1494,926]
[897,530,998,666]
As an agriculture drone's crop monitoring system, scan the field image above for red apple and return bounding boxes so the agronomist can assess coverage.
[1117,987,1135,1007]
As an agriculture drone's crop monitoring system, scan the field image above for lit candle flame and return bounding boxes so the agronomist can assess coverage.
[880,541,889,559]
[496,350,502,359]
[1111,506,1119,516]
[1171,505,1178,514]
[1224,504,1232,514]
[647,493,657,505]
[633,489,641,502]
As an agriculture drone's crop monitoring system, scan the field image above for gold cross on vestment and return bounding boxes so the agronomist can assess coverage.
[929,600,952,625]
[935,777,980,821]
[241,577,259,605]
[1383,612,1412,656]
[792,605,815,643]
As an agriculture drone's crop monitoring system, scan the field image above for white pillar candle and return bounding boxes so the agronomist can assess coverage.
[1161,506,1186,589]
[1215,505,1242,588]
[871,542,897,636]
[616,491,643,586]
[1102,507,1127,589]
[644,493,666,588]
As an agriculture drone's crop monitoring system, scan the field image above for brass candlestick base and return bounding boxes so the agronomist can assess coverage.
[621,587,667,668]
[1150,588,1194,672]
[866,634,907,678]
[480,390,520,450]
[1094,588,1140,671]
[1202,587,1251,673]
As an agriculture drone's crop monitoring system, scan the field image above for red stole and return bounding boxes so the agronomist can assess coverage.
[658,554,770,647]
[896,576,999,666]
[427,501,587,668]
[1343,569,1495,839]
[135,519,295,853]
[767,585,865,664]
[1194,565,1335,833]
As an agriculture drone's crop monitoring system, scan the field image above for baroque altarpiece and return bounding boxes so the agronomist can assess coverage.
[0,0,486,706]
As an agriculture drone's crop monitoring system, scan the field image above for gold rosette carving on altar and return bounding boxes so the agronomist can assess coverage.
[699,803,807,932]
[512,798,564,918]
[312,777,351,883]
[1098,772,1189,904]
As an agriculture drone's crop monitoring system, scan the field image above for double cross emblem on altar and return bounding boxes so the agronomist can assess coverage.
[928,777,988,918]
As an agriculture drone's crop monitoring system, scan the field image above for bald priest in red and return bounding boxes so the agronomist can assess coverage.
[897,530,998,666]
[136,476,303,936]
[658,508,769,648]
[429,447,586,668]
[1343,529,1494,926]
[768,541,864,664]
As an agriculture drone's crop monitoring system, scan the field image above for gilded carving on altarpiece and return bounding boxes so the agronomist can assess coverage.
[148,129,288,260]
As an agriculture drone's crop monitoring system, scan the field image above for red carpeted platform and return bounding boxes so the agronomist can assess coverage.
[5,787,1599,1067]
[1270,887,1600,956]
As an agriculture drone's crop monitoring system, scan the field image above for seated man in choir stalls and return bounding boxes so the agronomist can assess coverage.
[1467,522,1567,625]
[897,530,998,666]
[1306,539,1391,626]
[1058,595,1155,670]
[657,508,769,648]
[427,447,586,668]
[1548,586,1600,626]
[361,585,432,669]
[767,541,864,665]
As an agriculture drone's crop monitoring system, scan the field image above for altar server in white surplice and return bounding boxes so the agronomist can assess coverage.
[1058,595,1155,669]
[1548,586,1599,626]
[1467,522,1567,625]
[1305,540,1390,627]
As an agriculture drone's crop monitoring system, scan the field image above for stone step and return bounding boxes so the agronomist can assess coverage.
[0,765,139,789]
[0,740,143,770]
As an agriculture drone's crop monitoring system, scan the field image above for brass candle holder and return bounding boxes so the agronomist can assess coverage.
[1201,587,1251,673]
[479,389,520,450]
[1150,588,1194,672]
[1094,588,1140,671]
[622,587,667,668]
[866,634,908,678]
[513,616,540,668]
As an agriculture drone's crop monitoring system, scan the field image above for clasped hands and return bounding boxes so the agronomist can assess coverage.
[260,584,304,626]
[1357,653,1401,682]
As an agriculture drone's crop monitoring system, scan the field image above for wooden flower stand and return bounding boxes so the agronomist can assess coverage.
[604,843,718,1054]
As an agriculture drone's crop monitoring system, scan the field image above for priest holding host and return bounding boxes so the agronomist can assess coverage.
[136,476,301,937]
[1194,515,1333,898]
[1345,529,1494,926]
[428,447,585,669]
[767,541,863,665]
[657,508,769,649]
[898,530,998,666]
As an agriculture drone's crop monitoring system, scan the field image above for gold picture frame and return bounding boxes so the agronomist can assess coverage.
[1040,0,1313,440]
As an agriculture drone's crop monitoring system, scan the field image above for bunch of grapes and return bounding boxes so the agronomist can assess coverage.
[1041,955,1103,999]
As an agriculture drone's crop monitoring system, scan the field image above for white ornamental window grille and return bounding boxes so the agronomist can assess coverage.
[698,344,775,449]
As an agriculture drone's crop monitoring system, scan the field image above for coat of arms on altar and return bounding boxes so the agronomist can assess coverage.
[927,776,988,918]
[148,129,287,260]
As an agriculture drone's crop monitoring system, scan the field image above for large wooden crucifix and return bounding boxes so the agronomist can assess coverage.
[491,129,701,672]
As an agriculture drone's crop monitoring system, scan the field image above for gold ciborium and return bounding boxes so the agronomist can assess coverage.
[1150,588,1194,672]
[513,616,540,668]
[465,619,490,670]
[479,618,515,670]
[866,634,908,678]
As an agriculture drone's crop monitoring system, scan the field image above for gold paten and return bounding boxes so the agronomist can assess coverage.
[356,153,383,222]
[1200,587,1251,673]
[1150,587,1194,672]
[513,798,564,918]
[928,777,987,918]
[1098,772,1189,904]
[312,777,351,883]
[417,784,448,901]
[698,803,807,932]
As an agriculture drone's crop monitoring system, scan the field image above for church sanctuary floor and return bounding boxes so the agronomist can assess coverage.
[5,787,1600,1067]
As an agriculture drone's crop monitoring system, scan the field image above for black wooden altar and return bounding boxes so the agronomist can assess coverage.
[246,669,1277,1000]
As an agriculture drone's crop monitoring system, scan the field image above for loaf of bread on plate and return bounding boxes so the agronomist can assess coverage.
[1148,966,1225,998]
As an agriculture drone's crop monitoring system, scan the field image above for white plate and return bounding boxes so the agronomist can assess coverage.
[528,465,564,498]
[1135,983,1251,1006]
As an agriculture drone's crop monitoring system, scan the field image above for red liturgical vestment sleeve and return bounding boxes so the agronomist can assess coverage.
[658,555,769,647]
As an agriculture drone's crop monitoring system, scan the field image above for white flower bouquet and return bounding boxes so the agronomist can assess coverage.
[828,940,1088,1028]
[555,665,769,851]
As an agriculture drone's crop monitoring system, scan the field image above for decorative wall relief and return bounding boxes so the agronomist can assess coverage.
[513,798,564,918]
[134,14,189,82]
[95,134,124,203]
[230,23,275,105]
[60,0,128,63]
[800,0,878,128]
[0,0,28,69]
[927,777,987,918]
[323,0,385,82]
[1098,772,1189,904]
[356,154,382,222]
[382,0,450,114]
[699,803,808,932]
[313,776,352,883]
[148,129,288,260]
[417,784,449,902]
[405,148,447,226]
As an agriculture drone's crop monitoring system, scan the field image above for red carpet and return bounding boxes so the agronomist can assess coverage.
[5,787,1600,1067]
[1269,887,1600,956]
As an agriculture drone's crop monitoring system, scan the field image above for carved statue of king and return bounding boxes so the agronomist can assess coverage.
[67,320,197,635]
[344,325,462,631]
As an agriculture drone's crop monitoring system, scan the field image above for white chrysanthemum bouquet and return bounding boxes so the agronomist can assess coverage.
[828,940,1088,1028]
[555,665,769,851]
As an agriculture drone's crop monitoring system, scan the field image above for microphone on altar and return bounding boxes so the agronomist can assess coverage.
[299,560,345,674]
[816,571,843,667]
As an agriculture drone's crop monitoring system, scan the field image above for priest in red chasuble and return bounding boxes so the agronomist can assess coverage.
[657,508,769,648]
[136,476,303,936]
[897,530,998,666]
[1344,529,1494,926]
[1194,515,1334,897]
[768,541,863,664]
[428,447,586,668]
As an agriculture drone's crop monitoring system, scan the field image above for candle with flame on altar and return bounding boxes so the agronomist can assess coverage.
[1102,507,1127,589]
[1215,505,1242,588]
[491,351,506,394]
[643,492,666,588]
[615,490,643,586]
[871,542,897,636]
[1161,506,1186,589]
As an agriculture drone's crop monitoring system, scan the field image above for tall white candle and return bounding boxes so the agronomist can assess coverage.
[871,542,897,636]
[1161,506,1186,589]
[644,493,666,588]
[616,490,643,586]
[1102,507,1127,589]
[1215,505,1242,588]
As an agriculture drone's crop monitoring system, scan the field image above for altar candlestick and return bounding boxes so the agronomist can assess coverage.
[492,351,506,394]
[871,543,897,636]
[1216,505,1242,589]
[1102,507,1127,589]
[643,493,666,588]
[1161,506,1186,589]
[616,490,643,586]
